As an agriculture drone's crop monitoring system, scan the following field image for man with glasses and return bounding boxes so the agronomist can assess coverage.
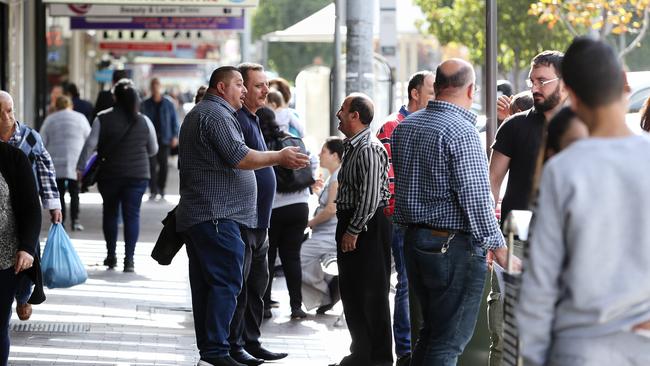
[486,50,568,366]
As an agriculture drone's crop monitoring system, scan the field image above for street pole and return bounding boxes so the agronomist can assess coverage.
[485,0,497,157]
[331,0,344,135]
[379,0,398,114]
[345,0,374,98]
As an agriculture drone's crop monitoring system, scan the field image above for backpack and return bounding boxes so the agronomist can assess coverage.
[268,135,315,193]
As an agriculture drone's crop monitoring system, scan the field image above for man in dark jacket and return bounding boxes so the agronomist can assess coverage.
[63,82,94,124]
[140,78,179,200]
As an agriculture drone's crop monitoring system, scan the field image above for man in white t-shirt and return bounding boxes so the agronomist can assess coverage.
[517,37,650,366]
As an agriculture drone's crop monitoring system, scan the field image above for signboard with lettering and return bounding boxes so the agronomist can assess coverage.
[44,0,258,6]
[70,16,244,30]
[99,42,174,52]
[49,4,243,17]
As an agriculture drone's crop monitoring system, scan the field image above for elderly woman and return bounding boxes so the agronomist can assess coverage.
[0,141,43,365]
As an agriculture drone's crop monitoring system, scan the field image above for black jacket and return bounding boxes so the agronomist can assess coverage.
[0,141,45,304]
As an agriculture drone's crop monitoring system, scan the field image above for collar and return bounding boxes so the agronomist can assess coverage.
[203,92,237,116]
[399,105,410,118]
[238,106,259,121]
[345,127,371,148]
[428,100,478,126]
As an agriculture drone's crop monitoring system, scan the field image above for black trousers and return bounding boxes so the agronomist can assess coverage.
[229,228,269,351]
[56,178,80,222]
[336,208,393,366]
[265,202,309,310]
[149,144,170,196]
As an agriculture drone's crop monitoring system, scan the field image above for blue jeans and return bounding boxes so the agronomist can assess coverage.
[97,178,148,261]
[184,220,245,359]
[1,268,19,366]
[391,225,411,357]
[404,228,487,366]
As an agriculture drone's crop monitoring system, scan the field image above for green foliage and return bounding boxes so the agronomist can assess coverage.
[414,0,573,74]
[252,0,333,82]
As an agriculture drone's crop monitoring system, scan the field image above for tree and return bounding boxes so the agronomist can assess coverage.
[415,0,572,90]
[252,0,333,83]
[529,0,650,58]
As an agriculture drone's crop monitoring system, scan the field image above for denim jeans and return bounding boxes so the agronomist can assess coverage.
[184,220,245,359]
[404,228,487,366]
[1,268,18,366]
[391,225,411,357]
[97,178,148,261]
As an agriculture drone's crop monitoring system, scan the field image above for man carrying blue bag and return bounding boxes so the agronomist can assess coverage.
[41,224,87,289]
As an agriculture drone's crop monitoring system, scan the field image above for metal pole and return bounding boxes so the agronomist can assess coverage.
[331,0,343,135]
[345,0,374,97]
[485,0,497,157]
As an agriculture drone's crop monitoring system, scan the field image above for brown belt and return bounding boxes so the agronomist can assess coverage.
[407,223,451,237]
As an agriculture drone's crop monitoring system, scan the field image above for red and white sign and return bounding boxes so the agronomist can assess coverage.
[99,42,173,52]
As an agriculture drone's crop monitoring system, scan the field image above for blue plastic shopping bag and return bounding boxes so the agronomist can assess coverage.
[41,223,88,288]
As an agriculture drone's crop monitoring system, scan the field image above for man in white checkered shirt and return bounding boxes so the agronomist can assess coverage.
[392,59,518,366]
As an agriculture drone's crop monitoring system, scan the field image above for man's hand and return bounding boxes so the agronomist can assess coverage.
[15,250,34,274]
[170,137,179,149]
[490,246,522,272]
[50,209,63,224]
[341,232,358,253]
[278,146,310,169]
[497,95,512,122]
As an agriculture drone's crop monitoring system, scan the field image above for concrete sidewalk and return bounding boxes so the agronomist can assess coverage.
[8,163,353,366]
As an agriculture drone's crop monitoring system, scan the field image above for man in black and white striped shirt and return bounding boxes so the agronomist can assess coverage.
[333,93,393,366]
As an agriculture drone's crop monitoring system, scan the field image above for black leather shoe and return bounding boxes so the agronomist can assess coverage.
[244,346,288,361]
[198,355,246,366]
[263,308,272,319]
[103,256,117,269]
[230,349,264,366]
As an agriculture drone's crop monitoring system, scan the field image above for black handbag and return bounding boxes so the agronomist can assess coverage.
[81,116,139,192]
[151,207,185,265]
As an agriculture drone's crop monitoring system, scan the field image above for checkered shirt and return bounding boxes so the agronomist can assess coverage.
[392,100,505,250]
[175,93,257,232]
[8,121,61,210]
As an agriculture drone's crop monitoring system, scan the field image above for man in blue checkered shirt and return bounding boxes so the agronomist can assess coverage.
[392,59,518,365]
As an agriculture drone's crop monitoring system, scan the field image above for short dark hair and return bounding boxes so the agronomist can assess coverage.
[63,82,80,98]
[324,136,344,160]
[562,37,624,108]
[434,64,473,95]
[407,71,433,101]
[237,62,264,85]
[194,85,207,104]
[510,91,534,114]
[531,50,564,75]
[112,69,128,84]
[349,94,374,125]
[497,80,513,97]
[209,66,240,89]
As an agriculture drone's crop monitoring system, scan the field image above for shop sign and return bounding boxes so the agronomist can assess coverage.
[70,16,244,30]
[44,0,258,7]
[98,42,174,52]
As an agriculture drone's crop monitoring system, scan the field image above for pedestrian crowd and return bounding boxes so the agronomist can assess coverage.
[2,36,650,366]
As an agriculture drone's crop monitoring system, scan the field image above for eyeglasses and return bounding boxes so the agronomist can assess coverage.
[526,77,559,88]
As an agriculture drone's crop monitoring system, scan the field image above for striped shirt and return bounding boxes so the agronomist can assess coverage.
[176,93,256,232]
[336,127,390,235]
[392,100,505,250]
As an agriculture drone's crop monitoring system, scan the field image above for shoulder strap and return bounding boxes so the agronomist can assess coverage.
[98,113,140,162]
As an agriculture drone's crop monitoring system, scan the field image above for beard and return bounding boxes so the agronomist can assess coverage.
[533,84,562,112]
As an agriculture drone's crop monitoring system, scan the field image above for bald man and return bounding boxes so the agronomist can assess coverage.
[392,60,517,365]
[0,90,62,321]
[333,93,392,366]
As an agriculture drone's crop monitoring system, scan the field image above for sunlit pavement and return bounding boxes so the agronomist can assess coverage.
[9,161,352,366]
